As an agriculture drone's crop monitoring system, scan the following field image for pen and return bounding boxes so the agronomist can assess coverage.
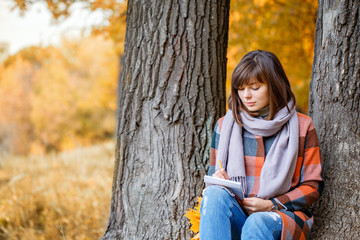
[218,160,223,170]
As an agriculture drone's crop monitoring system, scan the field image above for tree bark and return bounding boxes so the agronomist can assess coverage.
[102,0,229,239]
[309,0,360,238]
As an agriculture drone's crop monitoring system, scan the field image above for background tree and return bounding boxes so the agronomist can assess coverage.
[101,1,229,239]
[309,0,360,238]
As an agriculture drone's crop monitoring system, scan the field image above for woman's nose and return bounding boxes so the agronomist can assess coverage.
[244,89,251,98]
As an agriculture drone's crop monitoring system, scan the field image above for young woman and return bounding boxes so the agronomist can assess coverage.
[200,50,323,240]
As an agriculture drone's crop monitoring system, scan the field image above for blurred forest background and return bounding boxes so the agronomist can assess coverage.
[0,0,317,239]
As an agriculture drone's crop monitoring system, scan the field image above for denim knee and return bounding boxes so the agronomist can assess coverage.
[201,186,235,216]
[200,185,248,240]
[241,212,282,240]
[245,212,266,226]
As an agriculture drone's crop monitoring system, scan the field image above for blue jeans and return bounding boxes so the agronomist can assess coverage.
[200,185,282,240]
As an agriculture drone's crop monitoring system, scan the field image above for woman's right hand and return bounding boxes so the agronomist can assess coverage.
[212,169,230,180]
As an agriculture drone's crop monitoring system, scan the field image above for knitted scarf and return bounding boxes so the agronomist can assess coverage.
[216,102,299,199]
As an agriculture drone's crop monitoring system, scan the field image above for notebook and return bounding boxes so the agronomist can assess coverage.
[204,175,244,200]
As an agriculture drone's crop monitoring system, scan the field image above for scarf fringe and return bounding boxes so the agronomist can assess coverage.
[230,176,247,196]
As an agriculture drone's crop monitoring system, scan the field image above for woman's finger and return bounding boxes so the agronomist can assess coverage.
[220,169,230,180]
[215,169,229,180]
[243,198,272,212]
[245,206,253,215]
[212,170,225,179]
[212,169,230,179]
[243,198,255,207]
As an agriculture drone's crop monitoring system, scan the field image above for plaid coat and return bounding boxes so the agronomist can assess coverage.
[208,112,324,240]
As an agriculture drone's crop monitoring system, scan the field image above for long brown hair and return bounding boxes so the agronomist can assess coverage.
[228,50,296,125]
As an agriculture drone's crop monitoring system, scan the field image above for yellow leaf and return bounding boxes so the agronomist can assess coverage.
[191,233,200,240]
[185,197,202,234]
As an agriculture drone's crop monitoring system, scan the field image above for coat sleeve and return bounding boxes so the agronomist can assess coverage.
[207,117,225,176]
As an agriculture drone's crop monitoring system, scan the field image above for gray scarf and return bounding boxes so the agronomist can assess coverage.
[216,102,299,199]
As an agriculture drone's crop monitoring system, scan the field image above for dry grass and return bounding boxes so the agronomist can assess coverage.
[0,141,115,240]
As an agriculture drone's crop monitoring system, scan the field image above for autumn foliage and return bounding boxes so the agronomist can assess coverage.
[185,197,202,240]
[227,0,317,112]
[0,35,118,154]
[1,0,316,155]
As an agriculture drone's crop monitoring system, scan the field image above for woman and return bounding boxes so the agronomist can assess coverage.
[200,50,323,240]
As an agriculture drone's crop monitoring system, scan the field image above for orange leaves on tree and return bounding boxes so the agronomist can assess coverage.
[13,0,127,55]
[227,0,318,113]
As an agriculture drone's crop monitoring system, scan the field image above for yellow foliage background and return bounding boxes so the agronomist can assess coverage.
[227,0,317,112]
[0,35,118,155]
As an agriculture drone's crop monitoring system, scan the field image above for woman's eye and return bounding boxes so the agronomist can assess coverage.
[238,88,244,91]
[251,84,260,90]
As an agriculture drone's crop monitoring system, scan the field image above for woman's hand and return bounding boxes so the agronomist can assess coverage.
[212,169,230,180]
[242,197,273,214]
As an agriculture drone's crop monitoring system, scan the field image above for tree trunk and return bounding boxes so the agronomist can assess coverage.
[102,0,229,239]
[309,0,360,238]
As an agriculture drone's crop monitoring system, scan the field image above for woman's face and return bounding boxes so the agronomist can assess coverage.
[237,79,270,112]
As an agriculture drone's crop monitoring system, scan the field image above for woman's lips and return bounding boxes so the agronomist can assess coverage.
[245,102,255,106]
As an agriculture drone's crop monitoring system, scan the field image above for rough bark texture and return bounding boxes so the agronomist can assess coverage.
[309,0,360,239]
[102,0,229,239]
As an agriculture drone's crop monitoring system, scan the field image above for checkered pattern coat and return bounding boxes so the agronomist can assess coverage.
[208,112,324,240]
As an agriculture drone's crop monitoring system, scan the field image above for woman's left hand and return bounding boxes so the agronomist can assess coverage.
[242,197,273,214]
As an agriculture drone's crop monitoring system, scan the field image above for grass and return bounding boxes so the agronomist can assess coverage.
[0,141,115,240]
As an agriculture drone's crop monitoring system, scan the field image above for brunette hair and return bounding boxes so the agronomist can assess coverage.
[228,50,296,125]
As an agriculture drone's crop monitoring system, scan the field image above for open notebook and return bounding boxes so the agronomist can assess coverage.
[204,175,244,200]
